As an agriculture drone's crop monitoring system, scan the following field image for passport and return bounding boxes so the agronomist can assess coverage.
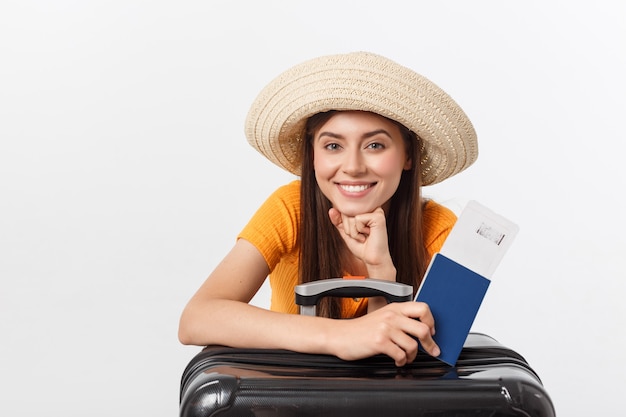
[415,201,519,365]
[415,253,491,365]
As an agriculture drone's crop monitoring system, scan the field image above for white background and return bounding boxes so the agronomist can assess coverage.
[1,1,624,416]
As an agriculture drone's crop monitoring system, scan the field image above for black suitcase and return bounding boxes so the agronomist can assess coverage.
[180,279,555,417]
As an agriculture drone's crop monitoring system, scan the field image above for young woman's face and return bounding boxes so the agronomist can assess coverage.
[312,111,411,216]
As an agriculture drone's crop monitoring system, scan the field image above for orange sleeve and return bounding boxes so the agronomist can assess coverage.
[422,200,457,260]
[237,180,301,272]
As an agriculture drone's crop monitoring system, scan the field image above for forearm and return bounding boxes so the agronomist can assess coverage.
[178,298,336,354]
[179,297,440,366]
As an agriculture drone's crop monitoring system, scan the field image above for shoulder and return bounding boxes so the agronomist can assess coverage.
[246,180,301,226]
[261,180,301,218]
[238,181,301,269]
[422,200,457,255]
[423,199,457,225]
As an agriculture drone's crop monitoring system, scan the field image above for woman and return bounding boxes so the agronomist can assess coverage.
[178,52,478,367]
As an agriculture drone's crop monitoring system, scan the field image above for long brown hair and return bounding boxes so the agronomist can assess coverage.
[299,111,428,318]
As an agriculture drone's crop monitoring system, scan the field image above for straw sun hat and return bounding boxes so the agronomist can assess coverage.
[244,51,478,186]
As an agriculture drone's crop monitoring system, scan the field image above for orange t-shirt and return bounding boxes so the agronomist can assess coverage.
[238,180,456,317]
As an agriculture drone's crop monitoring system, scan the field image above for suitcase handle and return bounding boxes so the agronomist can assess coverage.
[295,278,413,316]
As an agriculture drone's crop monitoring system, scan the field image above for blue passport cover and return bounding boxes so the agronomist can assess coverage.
[415,253,491,366]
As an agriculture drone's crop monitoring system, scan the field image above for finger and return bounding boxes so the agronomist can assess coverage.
[328,208,343,228]
[398,302,440,357]
[328,208,356,239]
[380,339,411,367]
[342,214,353,236]
[353,215,371,236]
[410,320,440,358]
[404,301,436,335]
[343,215,367,242]
[389,331,419,364]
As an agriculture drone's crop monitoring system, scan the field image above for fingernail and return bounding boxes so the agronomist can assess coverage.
[432,346,440,357]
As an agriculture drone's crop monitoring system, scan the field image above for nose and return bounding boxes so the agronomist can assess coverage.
[342,148,366,176]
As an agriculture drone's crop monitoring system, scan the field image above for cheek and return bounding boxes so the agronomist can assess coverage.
[374,154,407,178]
[312,151,335,176]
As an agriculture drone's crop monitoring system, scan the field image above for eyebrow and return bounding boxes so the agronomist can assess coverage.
[317,129,394,140]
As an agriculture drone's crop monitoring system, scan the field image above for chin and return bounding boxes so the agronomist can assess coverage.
[331,203,379,217]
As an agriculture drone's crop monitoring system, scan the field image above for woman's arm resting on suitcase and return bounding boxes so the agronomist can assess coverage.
[178,238,342,351]
[178,239,439,366]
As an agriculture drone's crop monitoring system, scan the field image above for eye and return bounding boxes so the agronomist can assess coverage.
[324,143,341,151]
[366,142,385,150]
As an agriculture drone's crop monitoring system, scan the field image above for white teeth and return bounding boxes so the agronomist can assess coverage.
[340,184,370,193]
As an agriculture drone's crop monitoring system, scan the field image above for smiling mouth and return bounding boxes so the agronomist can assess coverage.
[338,183,375,193]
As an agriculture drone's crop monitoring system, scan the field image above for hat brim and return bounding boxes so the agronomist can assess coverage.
[245,52,478,186]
